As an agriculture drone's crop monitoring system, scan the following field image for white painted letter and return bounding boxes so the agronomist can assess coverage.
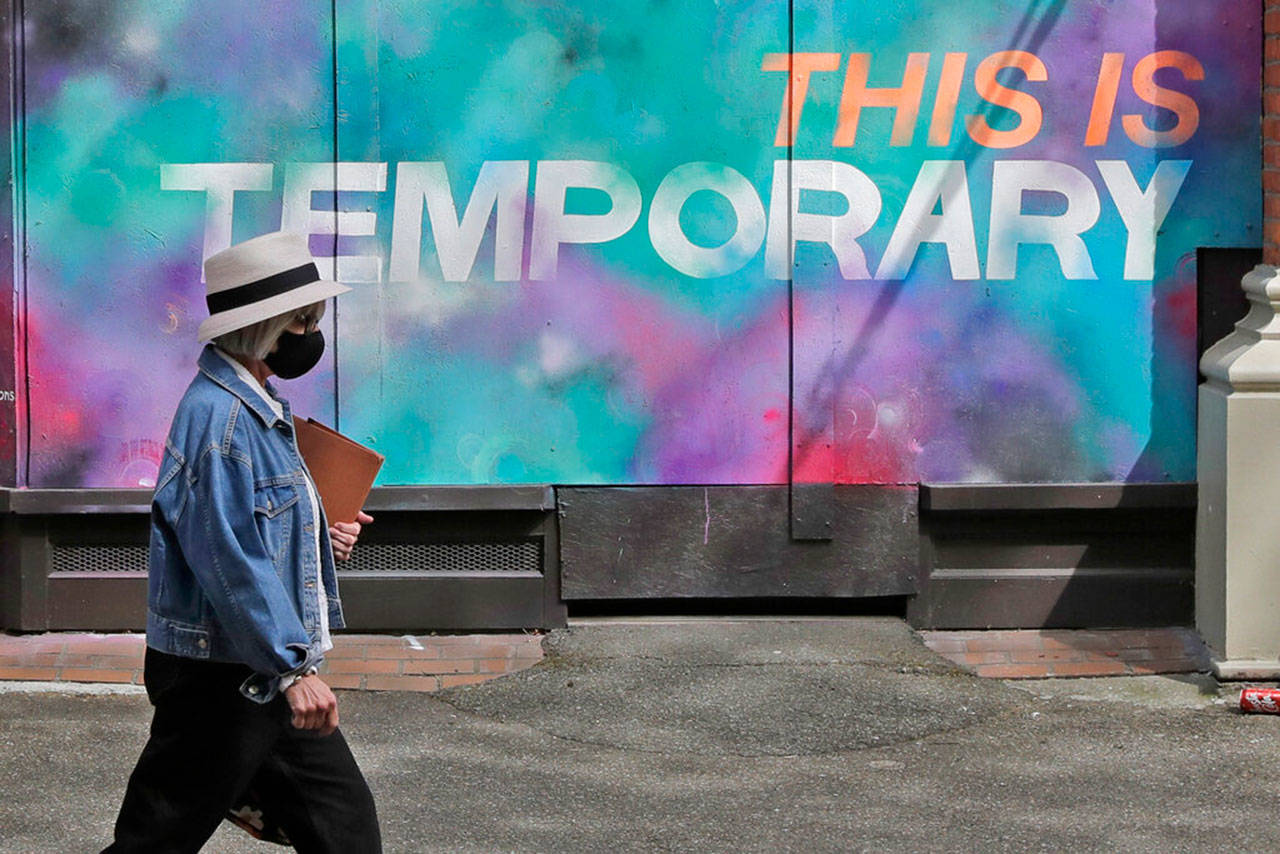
[160,163,273,278]
[648,162,766,278]
[282,162,387,282]
[876,160,979,280]
[529,161,642,280]
[765,160,882,280]
[987,160,1100,280]
[1097,159,1192,280]
[389,161,529,282]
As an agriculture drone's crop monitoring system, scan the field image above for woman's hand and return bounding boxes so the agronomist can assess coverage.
[329,510,374,561]
[284,674,339,736]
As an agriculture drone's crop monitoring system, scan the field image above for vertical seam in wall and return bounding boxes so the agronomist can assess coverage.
[785,0,794,522]
[1264,1,1269,257]
[13,0,27,487]
[331,0,341,429]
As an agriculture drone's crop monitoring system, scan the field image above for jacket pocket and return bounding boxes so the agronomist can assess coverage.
[253,482,298,569]
[169,621,212,660]
[253,482,299,518]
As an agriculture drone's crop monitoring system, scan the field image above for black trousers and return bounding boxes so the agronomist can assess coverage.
[103,648,381,854]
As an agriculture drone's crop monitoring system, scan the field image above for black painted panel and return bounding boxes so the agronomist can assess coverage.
[910,484,1196,629]
[47,576,145,630]
[362,485,555,513]
[558,485,919,599]
[921,482,1196,511]
[44,574,553,632]
[337,575,548,630]
[0,516,21,628]
[1197,246,1259,366]
[790,482,835,541]
[915,570,1193,629]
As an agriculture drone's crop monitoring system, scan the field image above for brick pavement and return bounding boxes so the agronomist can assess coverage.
[0,631,544,691]
[919,627,1212,679]
[2,627,1214,687]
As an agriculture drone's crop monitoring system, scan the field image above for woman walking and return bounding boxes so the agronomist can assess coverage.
[103,232,381,853]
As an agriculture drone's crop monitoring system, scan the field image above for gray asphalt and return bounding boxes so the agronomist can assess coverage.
[1,617,1276,853]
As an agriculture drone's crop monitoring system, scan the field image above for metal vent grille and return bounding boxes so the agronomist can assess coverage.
[341,541,542,574]
[48,540,543,576]
[50,544,149,575]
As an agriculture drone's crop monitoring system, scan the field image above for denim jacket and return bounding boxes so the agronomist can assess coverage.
[146,344,344,703]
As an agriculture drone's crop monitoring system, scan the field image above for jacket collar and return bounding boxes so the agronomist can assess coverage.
[197,344,289,428]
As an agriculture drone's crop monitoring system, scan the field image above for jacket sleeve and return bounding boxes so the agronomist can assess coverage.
[175,441,316,699]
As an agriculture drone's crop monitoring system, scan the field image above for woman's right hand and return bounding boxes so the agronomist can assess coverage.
[284,674,339,736]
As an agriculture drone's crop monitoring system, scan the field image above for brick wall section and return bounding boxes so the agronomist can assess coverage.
[1267,0,1280,263]
[920,628,1212,679]
[0,632,544,691]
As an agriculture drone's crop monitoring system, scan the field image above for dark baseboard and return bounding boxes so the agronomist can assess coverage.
[557,485,921,600]
[0,486,566,632]
[1,482,1199,632]
[908,483,1196,629]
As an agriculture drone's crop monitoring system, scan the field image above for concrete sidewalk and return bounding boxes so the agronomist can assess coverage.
[0,618,1273,853]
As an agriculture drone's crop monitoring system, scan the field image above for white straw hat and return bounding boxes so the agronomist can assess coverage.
[197,232,352,342]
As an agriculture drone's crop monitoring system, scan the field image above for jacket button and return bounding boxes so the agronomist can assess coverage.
[197,638,208,649]
[248,685,259,695]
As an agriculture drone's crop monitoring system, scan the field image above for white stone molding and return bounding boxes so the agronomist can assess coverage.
[1197,264,1280,679]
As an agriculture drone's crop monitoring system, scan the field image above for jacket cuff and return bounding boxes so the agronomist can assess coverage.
[279,659,324,693]
[238,642,317,705]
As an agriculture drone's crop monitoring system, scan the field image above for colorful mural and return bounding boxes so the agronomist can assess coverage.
[12,0,1260,487]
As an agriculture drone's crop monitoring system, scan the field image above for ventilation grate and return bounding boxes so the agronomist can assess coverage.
[341,541,542,574]
[50,544,149,575]
[48,540,544,576]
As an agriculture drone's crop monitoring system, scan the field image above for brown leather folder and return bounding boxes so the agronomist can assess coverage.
[292,417,385,524]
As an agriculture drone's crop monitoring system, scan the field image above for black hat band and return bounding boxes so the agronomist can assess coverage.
[206,262,321,315]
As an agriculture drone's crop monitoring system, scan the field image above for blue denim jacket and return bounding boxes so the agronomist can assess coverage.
[146,344,344,703]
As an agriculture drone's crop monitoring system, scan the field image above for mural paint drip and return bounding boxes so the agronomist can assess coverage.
[17,0,1260,487]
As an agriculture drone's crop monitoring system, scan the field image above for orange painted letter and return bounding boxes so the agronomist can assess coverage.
[1122,50,1204,148]
[833,53,930,147]
[965,50,1047,149]
[1084,53,1125,146]
[762,53,842,147]
[928,53,968,146]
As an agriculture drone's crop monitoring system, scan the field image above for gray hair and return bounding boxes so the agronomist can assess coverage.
[212,300,326,360]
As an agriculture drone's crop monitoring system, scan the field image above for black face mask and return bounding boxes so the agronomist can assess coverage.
[264,329,325,379]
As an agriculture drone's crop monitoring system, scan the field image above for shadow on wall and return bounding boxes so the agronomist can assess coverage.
[1029,246,1251,628]
[1041,484,1197,628]
[785,0,1066,486]
[915,482,1196,630]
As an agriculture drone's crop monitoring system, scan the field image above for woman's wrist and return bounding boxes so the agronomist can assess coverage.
[281,664,319,692]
